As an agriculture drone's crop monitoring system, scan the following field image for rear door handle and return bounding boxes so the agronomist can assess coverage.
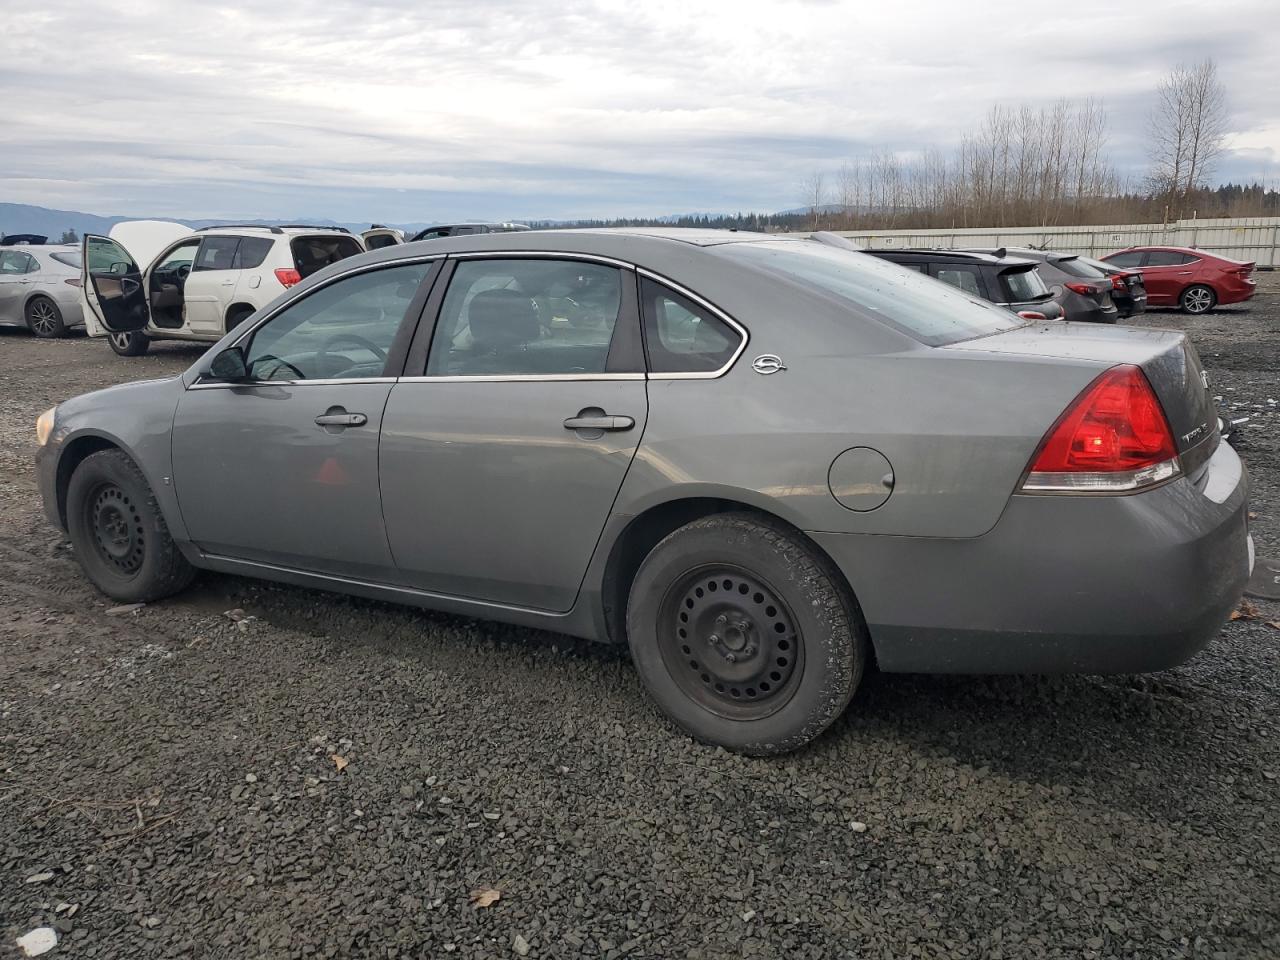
[563,414,634,431]
[315,412,367,427]
[221,279,236,285]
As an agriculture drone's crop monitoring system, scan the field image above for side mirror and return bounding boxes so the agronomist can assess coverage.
[208,345,248,382]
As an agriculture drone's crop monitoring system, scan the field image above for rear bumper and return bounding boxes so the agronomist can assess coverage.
[813,441,1251,674]
[1218,279,1257,305]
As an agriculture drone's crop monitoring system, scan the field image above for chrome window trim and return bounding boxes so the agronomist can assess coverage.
[188,377,398,390]
[398,373,646,384]
[636,268,749,380]
[450,249,635,270]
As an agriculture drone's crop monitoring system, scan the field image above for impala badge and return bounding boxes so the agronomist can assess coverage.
[752,354,787,375]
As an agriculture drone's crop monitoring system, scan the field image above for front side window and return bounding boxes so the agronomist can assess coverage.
[242,262,430,381]
[193,236,240,272]
[85,237,136,275]
[1104,251,1144,268]
[427,259,622,376]
[719,241,1023,347]
[640,278,742,373]
[158,241,199,270]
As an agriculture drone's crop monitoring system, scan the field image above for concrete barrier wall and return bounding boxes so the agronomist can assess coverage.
[824,216,1280,268]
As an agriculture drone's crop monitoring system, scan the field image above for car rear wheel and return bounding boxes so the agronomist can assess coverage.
[26,296,66,338]
[109,330,150,357]
[1180,285,1216,314]
[627,512,868,755]
[66,449,195,602]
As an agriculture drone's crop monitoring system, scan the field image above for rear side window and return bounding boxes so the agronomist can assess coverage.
[427,258,623,376]
[193,236,240,271]
[1050,256,1108,280]
[49,251,82,268]
[232,236,275,269]
[640,278,743,373]
[1104,251,1144,268]
[292,235,362,278]
[720,241,1023,347]
[1145,251,1196,266]
[932,265,985,298]
[1001,267,1049,302]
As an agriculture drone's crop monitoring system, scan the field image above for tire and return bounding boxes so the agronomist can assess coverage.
[66,449,195,603]
[108,330,151,356]
[226,306,254,334]
[26,296,66,338]
[626,512,868,755]
[1180,284,1216,315]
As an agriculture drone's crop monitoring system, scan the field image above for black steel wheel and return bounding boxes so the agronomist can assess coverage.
[85,481,146,575]
[628,512,868,754]
[66,449,194,602]
[659,565,803,720]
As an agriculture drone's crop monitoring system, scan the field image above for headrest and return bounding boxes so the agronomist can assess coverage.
[468,289,540,350]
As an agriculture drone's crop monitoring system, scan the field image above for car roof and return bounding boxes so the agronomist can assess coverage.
[867,247,1039,267]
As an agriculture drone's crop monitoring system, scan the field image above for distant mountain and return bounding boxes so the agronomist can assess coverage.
[0,203,441,241]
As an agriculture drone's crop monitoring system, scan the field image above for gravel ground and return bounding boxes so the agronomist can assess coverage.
[1,279,1277,960]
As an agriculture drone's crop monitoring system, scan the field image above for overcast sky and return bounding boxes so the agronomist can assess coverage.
[3,0,1278,223]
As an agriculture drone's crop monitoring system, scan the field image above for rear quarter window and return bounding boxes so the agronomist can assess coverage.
[721,241,1023,347]
[49,251,82,269]
[292,235,362,278]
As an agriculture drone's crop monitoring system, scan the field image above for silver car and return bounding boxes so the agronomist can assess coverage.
[0,243,85,337]
[34,229,1252,754]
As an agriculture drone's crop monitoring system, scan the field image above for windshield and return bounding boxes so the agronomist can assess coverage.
[1001,266,1049,302]
[720,241,1025,346]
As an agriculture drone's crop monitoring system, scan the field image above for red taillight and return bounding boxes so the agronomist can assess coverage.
[1063,281,1099,296]
[1022,365,1180,493]
[274,267,302,288]
[64,278,82,287]
[1017,310,1048,321]
[1109,275,1126,292]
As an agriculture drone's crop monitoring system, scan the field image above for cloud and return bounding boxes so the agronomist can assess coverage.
[1,0,1277,220]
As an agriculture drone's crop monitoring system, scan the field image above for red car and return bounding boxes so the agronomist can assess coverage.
[1101,246,1256,315]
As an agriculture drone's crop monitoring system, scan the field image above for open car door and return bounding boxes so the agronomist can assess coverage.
[360,227,403,250]
[81,235,151,334]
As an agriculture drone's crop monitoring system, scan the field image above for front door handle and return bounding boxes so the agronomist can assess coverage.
[315,412,367,427]
[563,414,634,431]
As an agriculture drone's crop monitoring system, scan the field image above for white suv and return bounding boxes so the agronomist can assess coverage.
[81,221,365,356]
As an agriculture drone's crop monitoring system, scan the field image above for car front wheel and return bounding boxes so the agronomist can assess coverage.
[26,296,67,338]
[108,330,150,356]
[66,449,194,602]
[1180,284,1217,314]
[627,512,868,755]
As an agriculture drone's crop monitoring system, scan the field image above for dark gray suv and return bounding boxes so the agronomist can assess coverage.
[35,229,1251,754]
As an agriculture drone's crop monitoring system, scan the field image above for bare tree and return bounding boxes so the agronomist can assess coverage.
[1148,59,1228,211]
[800,171,827,229]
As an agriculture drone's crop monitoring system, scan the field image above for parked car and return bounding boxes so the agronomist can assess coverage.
[1101,246,1256,314]
[81,222,365,356]
[863,248,1064,319]
[36,229,1251,754]
[959,248,1119,323]
[0,242,85,338]
[1076,255,1147,319]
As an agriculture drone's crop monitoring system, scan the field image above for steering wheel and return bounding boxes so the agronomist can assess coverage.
[174,263,191,280]
[316,334,388,371]
[251,353,306,381]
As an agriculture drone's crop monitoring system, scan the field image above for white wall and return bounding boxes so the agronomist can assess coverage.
[823,216,1280,267]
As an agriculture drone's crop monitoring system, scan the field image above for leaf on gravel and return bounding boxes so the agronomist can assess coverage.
[469,887,501,909]
[330,754,349,773]
[1267,621,1280,631]
[105,603,145,617]
[1230,600,1260,621]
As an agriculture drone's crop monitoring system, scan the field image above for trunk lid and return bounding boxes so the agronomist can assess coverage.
[946,323,1219,469]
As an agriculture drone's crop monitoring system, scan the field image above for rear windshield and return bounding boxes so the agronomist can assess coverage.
[1051,255,1109,280]
[1000,266,1049,302]
[720,241,1024,346]
[49,251,82,268]
[292,235,362,278]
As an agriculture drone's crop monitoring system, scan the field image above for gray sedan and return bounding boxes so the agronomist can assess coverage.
[0,244,85,337]
[34,229,1252,754]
